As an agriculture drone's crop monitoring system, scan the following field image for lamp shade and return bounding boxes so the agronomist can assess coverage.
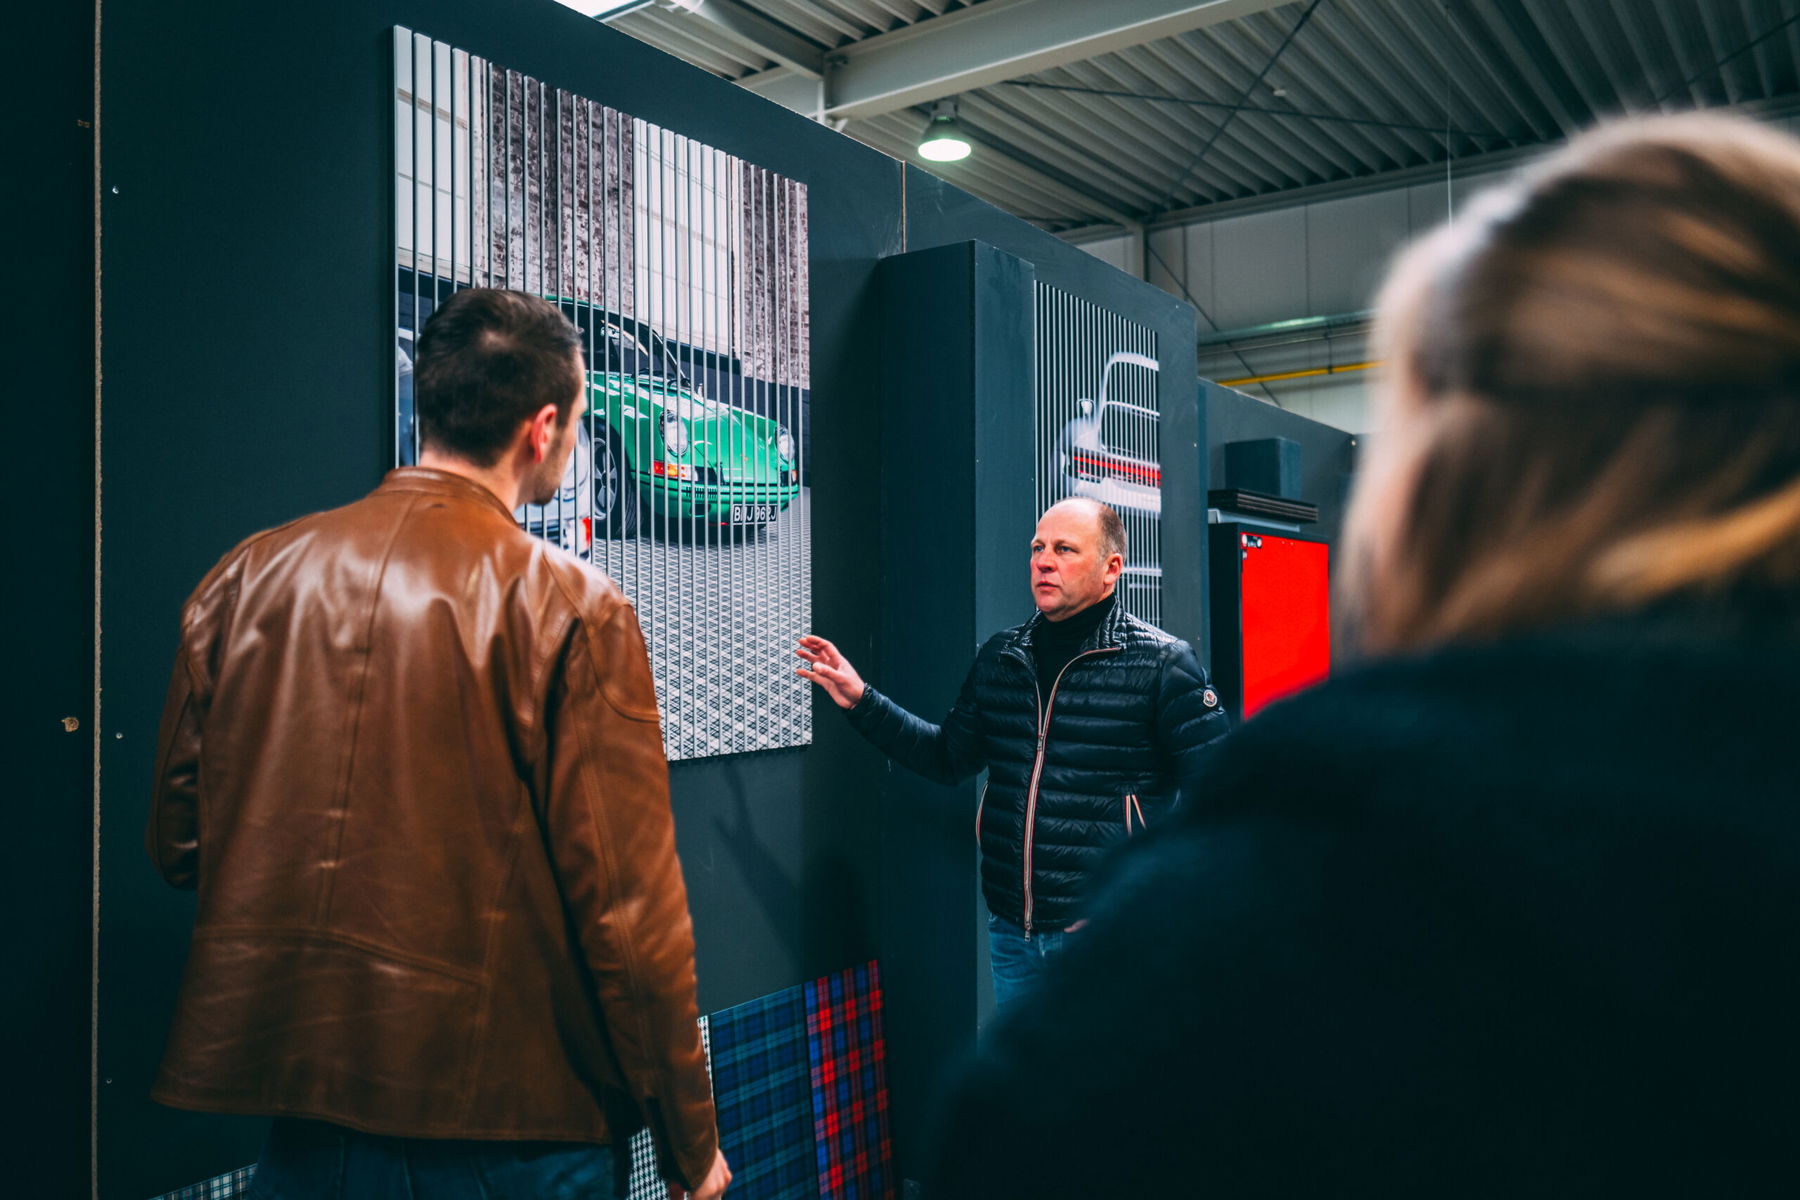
[918,103,972,162]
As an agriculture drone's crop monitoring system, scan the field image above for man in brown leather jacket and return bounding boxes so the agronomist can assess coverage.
[148,289,729,1199]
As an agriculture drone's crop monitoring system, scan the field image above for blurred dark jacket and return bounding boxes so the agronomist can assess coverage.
[148,467,716,1190]
[931,615,1800,1197]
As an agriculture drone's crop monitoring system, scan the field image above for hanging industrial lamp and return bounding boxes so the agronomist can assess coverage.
[917,99,973,162]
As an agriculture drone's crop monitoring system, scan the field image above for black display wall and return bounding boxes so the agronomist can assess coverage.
[93,3,1203,1195]
[874,241,1037,1169]
[1202,381,1357,552]
[17,6,98,1199]
[904,172,1208,660]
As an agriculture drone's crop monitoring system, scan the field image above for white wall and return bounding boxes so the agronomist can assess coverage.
[1151,165,1503,434]
[1081,110,1800,435]
[1078,232,1140,278]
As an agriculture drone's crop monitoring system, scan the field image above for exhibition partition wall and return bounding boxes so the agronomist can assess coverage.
[93,3,1201,1195]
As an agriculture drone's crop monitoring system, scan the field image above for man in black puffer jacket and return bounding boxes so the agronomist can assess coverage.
[797,498,1229,1007]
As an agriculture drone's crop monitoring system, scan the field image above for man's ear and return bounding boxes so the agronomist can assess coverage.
[1106,553,1125,582]
[526,403,560,463]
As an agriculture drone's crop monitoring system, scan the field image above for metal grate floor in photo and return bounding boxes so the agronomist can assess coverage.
[594,490,813,761]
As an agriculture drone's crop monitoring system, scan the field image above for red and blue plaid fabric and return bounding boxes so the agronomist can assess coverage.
[708,984,816,1199]
[805,962,895,1200]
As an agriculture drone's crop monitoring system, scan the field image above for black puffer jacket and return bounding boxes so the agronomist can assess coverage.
[846,600,1229,933]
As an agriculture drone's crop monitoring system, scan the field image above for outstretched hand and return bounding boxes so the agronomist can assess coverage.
[795,635,867,710]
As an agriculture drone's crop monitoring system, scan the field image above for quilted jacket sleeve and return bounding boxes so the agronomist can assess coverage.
[843,652,989,786]
[1156,639,1231,805]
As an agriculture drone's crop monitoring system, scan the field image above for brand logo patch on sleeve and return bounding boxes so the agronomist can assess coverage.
[1203,687,1219,708]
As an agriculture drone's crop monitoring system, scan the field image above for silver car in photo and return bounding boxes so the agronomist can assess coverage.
[1054,350,1161,521]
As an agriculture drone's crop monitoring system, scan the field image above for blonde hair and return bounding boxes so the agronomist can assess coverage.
[1347,113,1800,654]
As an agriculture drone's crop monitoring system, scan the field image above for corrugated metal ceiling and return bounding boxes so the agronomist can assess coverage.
[607,0,1800,233]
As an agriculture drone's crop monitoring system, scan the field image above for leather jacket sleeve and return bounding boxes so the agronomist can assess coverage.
[544,599,718,1189]
[1155,640,1231,805]
[148,553,240,890]
[147,644,204,890]
[844,653,987,785]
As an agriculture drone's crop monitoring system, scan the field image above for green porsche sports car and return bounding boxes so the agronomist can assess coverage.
[580,311,800,538]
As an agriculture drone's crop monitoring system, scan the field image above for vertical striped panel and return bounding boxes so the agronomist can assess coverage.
[393,27,812,760]
[1033,283,1163,626]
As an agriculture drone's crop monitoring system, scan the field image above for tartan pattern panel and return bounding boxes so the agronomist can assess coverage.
[708,984,816,1199]
[153,1164,255,1200]
[627,1014,714,1200]
[806,962,896,1200]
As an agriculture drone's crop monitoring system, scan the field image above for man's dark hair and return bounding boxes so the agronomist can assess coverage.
[414,288,583,466]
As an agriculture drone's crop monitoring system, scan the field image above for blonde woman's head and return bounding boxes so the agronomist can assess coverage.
[1348,113,1800,654]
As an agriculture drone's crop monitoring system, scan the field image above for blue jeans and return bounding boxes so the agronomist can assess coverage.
[248,1118,626,1200]
[988,913,1073,1011]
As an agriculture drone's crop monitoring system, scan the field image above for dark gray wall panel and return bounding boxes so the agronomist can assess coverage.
[1202,382,1357,670]
[18,5,96,1197]
[903,169,1208,660]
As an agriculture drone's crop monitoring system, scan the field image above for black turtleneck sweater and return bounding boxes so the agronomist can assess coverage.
[1033,590,1118,703]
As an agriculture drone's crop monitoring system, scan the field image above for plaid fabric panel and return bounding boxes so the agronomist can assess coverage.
[628,1014,714,1200]
[709,984,816,1199]
[806,962,896,1200]
[153,1164,255,1200]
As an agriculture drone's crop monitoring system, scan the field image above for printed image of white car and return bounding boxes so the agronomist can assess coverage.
[1055,350,1161,521]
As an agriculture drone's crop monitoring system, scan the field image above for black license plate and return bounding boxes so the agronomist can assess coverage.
[729,503,778,525]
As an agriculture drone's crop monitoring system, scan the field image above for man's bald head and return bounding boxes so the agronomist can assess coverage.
[1043,498,1127,562]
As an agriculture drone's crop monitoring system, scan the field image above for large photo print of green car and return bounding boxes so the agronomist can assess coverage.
[402,300,801,547]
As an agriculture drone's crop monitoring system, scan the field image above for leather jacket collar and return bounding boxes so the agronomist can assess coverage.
[377,466,516,520]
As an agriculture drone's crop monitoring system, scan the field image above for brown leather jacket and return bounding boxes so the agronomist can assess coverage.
[147,468,717,1188]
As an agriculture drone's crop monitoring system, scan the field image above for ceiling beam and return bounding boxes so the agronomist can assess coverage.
[616,0,826,79]
[821,0,1299,121]
[738,65,827,117]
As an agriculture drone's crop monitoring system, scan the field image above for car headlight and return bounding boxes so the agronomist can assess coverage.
[775,426,794,462]
[661,412,690,457]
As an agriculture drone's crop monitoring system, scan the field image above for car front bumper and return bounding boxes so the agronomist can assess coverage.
[635,472,802,524]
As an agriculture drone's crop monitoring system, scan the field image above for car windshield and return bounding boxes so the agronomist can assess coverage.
[572,314,687,384]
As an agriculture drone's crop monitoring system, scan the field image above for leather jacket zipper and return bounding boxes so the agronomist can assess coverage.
[1022,646,1119,938]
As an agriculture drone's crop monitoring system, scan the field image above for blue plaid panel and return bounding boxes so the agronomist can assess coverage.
[708,984,815,1199]
[152,1164,255,1200]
